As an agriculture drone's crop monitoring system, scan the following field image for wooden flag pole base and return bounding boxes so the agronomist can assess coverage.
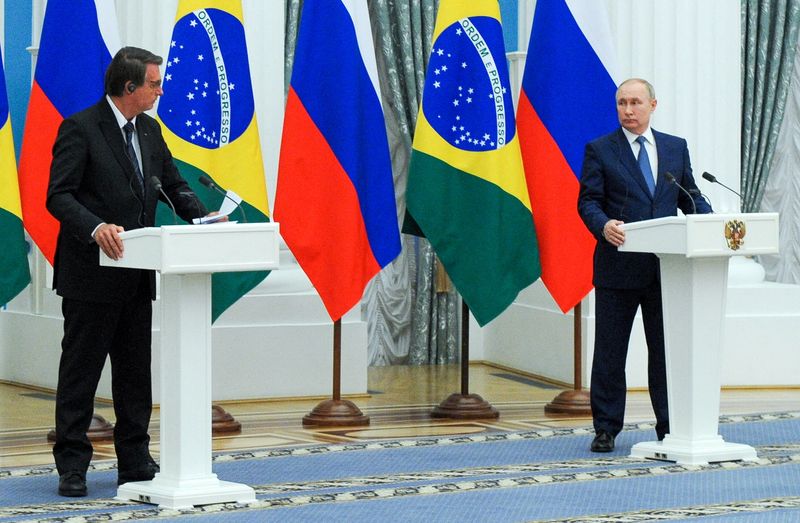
[211,404,242,434]
[431,393,499,419]
[545,302,592,417]
[544,389,591,415]
[430,301,499,420]
[302,399,370,427]
[302,319,370,427]
[48,408,244,440]
[47,413,114,442]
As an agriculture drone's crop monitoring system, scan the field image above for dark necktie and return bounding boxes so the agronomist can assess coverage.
[636,135,655,196]
[123,121,144,191]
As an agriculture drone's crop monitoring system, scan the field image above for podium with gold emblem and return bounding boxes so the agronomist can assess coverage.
[619,213,779,464]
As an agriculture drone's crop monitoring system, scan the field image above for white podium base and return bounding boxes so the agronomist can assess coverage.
[630,435,758,465]
[116,474,256,509]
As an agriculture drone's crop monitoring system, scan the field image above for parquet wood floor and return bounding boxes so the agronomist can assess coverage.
[2,363,798,468]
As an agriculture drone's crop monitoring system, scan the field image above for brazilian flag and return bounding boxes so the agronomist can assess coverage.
[157,0,270,322]
[0,44,31,305]
[405,0,541,326]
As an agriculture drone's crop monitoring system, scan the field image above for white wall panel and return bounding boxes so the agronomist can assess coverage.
[606,0,741,212]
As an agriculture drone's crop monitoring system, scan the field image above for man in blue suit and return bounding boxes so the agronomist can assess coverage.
[578,78,712,452]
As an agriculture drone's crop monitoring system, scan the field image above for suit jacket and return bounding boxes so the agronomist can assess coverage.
[47,98,207,303]
[577,127,712,290]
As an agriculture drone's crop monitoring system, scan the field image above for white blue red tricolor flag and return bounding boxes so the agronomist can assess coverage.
[518,0,619,312]
[18,0,120,264]
[274,0,401,321]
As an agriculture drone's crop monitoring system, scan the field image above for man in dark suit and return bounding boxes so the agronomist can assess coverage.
[578,78,712,453]
[47,47,213,496]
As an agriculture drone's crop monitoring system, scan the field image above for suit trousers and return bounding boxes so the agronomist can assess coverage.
[590,282,669,438]
[53,272,153,474]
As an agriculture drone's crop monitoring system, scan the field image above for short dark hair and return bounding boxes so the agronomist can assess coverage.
[104,46,163,97]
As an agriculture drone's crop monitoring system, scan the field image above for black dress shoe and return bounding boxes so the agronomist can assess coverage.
[58,471,87,497]
[590,431,615,452]
[118,459,160,486]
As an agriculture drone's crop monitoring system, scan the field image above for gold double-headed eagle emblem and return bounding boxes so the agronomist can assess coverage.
[724,219,746,250]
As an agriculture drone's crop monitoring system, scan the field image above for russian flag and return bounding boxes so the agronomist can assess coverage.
[274,0,401,321]
[18,0,120,264]
[518,0,619,312]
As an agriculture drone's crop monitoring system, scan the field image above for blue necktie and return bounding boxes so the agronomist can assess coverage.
[636,135,655,196]
[123,121,144,191]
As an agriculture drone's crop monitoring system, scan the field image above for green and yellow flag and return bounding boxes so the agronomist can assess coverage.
[405,0,540,326]
[0,45,31,304]
[157,0,270,322]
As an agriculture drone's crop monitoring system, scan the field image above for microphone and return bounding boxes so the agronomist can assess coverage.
[150,176,178,225]
[198,175,248,222]
[664,172,697,215]
[702,172,743,199]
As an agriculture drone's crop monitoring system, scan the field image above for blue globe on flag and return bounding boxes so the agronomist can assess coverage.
[422,16,516,152]
[158,8,254,149]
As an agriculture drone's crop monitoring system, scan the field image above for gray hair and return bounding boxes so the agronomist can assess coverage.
[616,78,656,100]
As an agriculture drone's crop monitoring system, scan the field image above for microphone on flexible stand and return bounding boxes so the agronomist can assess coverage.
[702,171,743,199]
[198,175,248,223]
[664,172,697,215]
[150,176,178,225]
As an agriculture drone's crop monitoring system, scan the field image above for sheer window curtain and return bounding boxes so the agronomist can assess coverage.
[284,0,459,366]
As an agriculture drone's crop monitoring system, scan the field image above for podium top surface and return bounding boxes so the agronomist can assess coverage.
[619,213,778,257]
[99,222,280,274]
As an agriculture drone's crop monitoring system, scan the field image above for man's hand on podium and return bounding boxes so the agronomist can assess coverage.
[94,223,125,260]
[603,219,626,247]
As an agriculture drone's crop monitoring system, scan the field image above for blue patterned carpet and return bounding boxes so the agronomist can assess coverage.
[2,413,799,522]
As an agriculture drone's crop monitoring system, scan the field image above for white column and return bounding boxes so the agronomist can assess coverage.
[158,273,213,482]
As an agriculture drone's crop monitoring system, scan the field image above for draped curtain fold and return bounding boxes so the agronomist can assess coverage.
[759,37,800,283]
[284,0,459,365]
[368,0,459,366]
[741,0,800,212]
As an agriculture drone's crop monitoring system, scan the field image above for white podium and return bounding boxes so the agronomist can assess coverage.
[620,213,778,464]
[101,223,280,508]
